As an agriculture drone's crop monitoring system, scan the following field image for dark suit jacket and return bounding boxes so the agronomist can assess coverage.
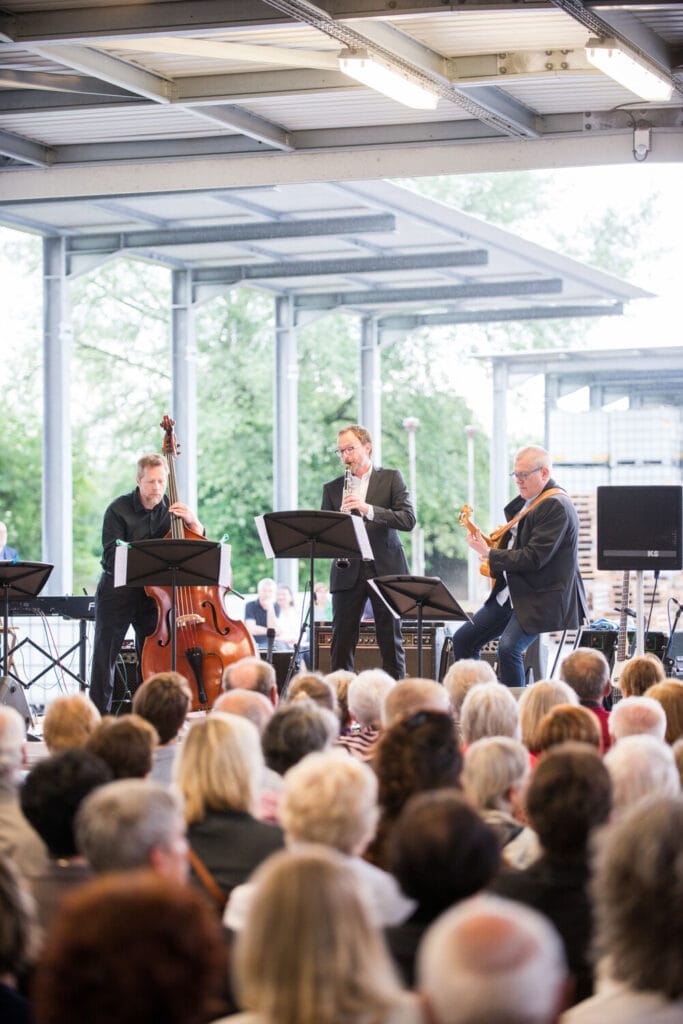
[487,478,587,634]
[321,466,415,592]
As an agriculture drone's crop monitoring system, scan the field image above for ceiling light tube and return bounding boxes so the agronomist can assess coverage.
[585,37,673,102]
[339,49,439,110]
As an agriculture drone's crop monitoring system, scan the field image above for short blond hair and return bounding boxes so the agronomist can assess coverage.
[518,680,578,752]
[619,654,666,697]
[43,695,101,754]
[460,684,519,746]
[174,712,262,823]
[462,737,530,811]
[281,751,378,854]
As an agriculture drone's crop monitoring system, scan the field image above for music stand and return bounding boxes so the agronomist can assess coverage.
[114,539,231,673]
[1,561,54,679]
[369,575,471,678]
[255,510,372,674]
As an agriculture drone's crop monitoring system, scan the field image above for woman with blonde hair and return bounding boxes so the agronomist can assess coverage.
[220,846,424,1024]
[42,694,101,753]
[174,713,283,906]
[518,679,579,757]
[645,680,683,744]
[535,703,603,754]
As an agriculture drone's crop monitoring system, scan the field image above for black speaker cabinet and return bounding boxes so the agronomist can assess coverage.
[597,485,682,571]
[478,636,547,685]
[314,623,448,680]
[579,628,668,669]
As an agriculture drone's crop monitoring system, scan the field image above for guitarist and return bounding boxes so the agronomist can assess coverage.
[453,445,587,687]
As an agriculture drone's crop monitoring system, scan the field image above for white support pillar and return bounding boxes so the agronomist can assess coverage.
[171,269,197,508]
[360,316,382,464]
[273,295,298,593]
[42,236,73,596]
[490,361,509,528]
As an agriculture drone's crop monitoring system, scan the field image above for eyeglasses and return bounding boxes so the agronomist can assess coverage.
[510,467,543,481]
[335,445,360,457]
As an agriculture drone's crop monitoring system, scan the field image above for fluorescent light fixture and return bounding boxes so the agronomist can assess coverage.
[585,37,673,102]
[339,49,439,110]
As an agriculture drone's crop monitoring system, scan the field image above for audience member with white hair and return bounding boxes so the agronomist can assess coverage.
[225,750,413,931]
[518,680,579,757]
[607,695,667,744]
[462,736,532,853]
[418,894,568,1024]
[382,678,451,729]
[222,656,279,707]
[442,658,497,718]
[336,669,394,761]
[562,797,683,1022]
[603,734,680,820]
[460,683,520,748]
[0,705,48,879]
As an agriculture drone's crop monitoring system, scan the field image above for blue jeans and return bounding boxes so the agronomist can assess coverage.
[451,597,538,687]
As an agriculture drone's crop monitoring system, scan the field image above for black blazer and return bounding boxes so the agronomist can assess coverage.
[487,478,587,634]
[321,466,415,592]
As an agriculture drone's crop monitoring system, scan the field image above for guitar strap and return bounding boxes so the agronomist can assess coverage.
[489,487,563,545]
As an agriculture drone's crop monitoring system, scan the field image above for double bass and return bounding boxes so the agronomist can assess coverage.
[141,415,256,710]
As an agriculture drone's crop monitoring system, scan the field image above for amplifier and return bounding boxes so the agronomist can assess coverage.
[578,629,668,668]
[314,623,448,680]
[478,636,547,685]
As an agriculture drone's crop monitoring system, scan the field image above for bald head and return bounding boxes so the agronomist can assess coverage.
[419,894,567,1024]
[213,689,274,735]
[383,678,451,728]
[222,656,278,706]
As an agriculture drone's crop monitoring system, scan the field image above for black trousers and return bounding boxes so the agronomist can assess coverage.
[89,574,158,714]
[330,566,405,679]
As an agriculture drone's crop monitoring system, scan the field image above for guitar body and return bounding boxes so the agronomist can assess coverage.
[458,504,498,582]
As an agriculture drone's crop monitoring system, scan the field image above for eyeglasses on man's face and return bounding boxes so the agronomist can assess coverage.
[510,466,543,481]
[336,444,360,457]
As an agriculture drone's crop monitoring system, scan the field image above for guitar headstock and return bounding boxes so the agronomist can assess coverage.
[160,415,178,459]
[459,504,473,527]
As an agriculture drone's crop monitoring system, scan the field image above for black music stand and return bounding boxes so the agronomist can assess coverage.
[369,575,470,678]
[114,539,230,673]
[255,510,371,675]
[1,561,54,680]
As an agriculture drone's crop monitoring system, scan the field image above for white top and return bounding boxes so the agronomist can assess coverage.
[561,979,683,1024]
[224,851,414,931]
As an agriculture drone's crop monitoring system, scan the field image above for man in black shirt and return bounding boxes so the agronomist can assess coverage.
[89,453,203,714]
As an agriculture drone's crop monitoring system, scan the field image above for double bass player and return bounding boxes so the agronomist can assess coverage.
[89,452,203,714]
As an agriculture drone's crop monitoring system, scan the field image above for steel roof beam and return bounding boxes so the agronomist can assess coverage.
[294,277,563,310]
[0,128,52,166]
[191,248,488,284]
[0,69,135,96]
[29,44,172,103]
[63,213,396,255]
[189,103,293,151]
[377,302,623,331]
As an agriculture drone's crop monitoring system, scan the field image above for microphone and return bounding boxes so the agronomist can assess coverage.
[266,627,275,665]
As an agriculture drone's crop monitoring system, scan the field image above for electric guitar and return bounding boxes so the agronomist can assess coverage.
[458,504,496,580]
[611,570,631,686]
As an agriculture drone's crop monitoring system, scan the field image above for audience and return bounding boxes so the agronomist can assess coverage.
[385,791,500,986]
[222,657,278,707]
[132,671,191,785]
[32,871,226,1024]
[336,669,394,760]
[20,749,113,929]
[603,734,680,820]
[174,713,283,908]
[41,694,101,754]
[442,658,497,719]
[490,743,612,1004]
[644,680,683,744]
[75,778,188,881]
[366,710,462,869]
[0,853,39,1024]
[261,698,337,776]
[459,683,520,748]
[213,689,274,735]
[286,672,338,714]
[0,706,48,880]
[86,714,158,779]
[562,797,683,1022]
[608,694,667,743]
[618,652,665,697]
[418,894,568,1024]
[559,649,612,751]
[383,678,451,729]
[534,704,602,754]
[226,750,413,931]
[518,680,579,757]
[325,669,356,733]
[461,736,532,856]
[223,846,424,1024]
